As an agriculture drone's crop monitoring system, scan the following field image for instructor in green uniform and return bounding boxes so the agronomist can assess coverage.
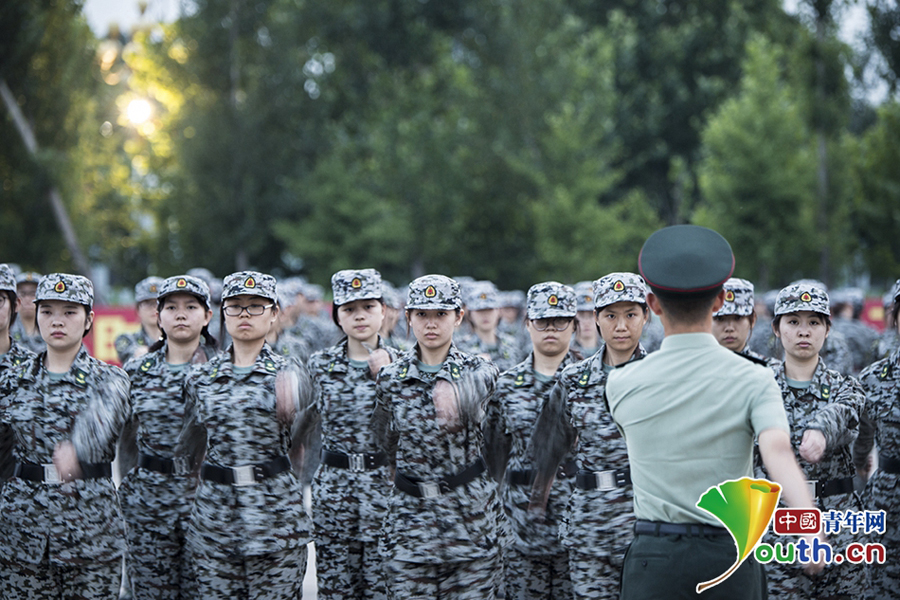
[606,225,824,600]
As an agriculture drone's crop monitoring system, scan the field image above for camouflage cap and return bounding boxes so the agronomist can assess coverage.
[574,281,594,312]
[774,282,830,317]
[134,276,165,303]
[16,271,41,285]
[186,267,216,284]
[302,283,324,302]
[593,272,648,310]
[790,278,828,293]
[406,274,461,311]
[157,275,211,306]
[465,281,502,311]
[0,264,16,294]
[222,271,278,303]
[500,290,526,310]
[381,281,404,310]
[36,273,94,307]
[332,268,383,306]
[526,282,576,320]
[714,277,755,317]
[831,287,864,312]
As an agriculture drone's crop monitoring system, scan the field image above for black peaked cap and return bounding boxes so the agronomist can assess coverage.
[638,225,734,295]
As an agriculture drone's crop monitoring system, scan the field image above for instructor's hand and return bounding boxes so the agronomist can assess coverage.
[799,429,826,464]
[433,380,461,432]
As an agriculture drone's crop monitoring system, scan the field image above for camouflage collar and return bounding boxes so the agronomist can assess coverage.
[510,350,580,388]
[773,358,836,401]
[577,344,646,387]
[215,342,281,379]
[0,337,34,368]
[399,343,468,381]
[25,345,94,388]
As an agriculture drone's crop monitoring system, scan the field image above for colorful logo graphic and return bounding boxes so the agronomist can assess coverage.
[695,478,781,593]
[773,508,821,535]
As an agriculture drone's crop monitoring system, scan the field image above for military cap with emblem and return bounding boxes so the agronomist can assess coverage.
[713,277,755,317]
[157,275,211,306]
[638,225,734,295]
[134,276,165,303]
[406,274,461,311]
[16,271,41,285]
[35,273,94,307]
[526,281,576,320]
[573,281,594,312]
[501,290,526,310]
[222,270,278,303]
[592,272,648,310]
[465,281,502,311]
[774,282,830,316]
[0,263,17,294]
[331,268,383,306]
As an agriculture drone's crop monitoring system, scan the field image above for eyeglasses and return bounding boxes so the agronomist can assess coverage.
[223,303,273,317]
[531,317,573,331]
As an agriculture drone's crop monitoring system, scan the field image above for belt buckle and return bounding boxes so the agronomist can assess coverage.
[348,454,366,473]
[43,463,62,484]
[418,481,442,499]
[232,465,257,486]
[807,479,818,500]
[173,456,190,476]
[595,470,616,491]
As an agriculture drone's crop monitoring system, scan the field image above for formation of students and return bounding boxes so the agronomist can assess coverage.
[0,254,897,600]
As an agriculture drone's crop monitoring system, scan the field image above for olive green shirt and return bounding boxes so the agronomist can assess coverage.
[607,333,788,526]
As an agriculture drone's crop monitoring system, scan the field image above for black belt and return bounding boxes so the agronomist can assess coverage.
[394,457,486,498]
[321,449,388,472]
[880,454,900,475]
[138,453,176,475]
[575,467,631,490]
[635,520,729,537]
[14,461,112,483]
[813,476,855,498]
[200,456,291,486]
[506,460,577,486]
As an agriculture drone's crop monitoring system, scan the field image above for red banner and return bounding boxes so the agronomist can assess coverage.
[83,306,140,367]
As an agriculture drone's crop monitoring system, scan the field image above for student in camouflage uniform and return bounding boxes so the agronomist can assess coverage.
[875,281,900,360]
[711,277,769,362]
[9,271,45,354]
[308,269,399,600]
[380,281,412,352]
[570,281,600,358]
[174,271,317,600]
[118,275,217,600]
[855,283,900,600]
[831,288,879,375]
[116,276,165,364]
[266,283,312,363]
[372,274,503,599]
[0,264,35,483]
[529,273,649,600]
[290,282,339,354]
[457,281,521,372]
[487,281,579,600]
[0,273,131,599]
[759,282,866,599]
[498,290,532,359]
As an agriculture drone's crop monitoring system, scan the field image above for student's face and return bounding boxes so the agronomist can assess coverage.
[37,300,92,352]
[470,308,501,333]
[526,317,574,357]
[774,311,829,361]
[223,294,277,342]
[596,302,647,355]
[159,293,212,344]
[336,298,385,342]
[136,299,159,330]
[17,283,37,319]
[712,314,754,352]
[408,309,462,351]
[0,294,14,334]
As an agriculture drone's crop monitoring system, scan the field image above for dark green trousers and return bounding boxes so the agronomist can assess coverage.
[621,532,767,599]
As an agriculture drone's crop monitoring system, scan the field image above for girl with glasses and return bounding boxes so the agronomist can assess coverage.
[175,271,317,600]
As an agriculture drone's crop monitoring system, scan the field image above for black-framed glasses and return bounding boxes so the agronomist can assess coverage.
[531,317,573,331]
[223,303,273,317]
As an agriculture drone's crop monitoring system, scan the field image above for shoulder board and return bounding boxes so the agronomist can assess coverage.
[577,366,592,387]
[209,365,219,379]
[139,356,156,373]
[879,362,891,381]
[821,383,831,400]
[514,372,526,387]
[737,352,769,367]
[264,358,277,373]
[449,363,462,380]
[615,354,646,368]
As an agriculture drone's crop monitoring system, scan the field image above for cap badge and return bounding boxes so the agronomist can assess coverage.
[176,278,187,288]
[479,293,487,300]
[583,295,592,303]
[54,281,66,293]
[613,281,625,293]
[800,292,812,303]
[149,284,158,293]
[725,290,735,302]
[245,277,257,289]
[425,285,436,298]
[548,295,559,306]
[351,278,362,289]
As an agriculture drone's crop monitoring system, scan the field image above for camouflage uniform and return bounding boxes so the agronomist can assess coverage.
[0,274,131,599]
[458,281,522,372]
[758,284,866,598]
[856,334,900,599]
[270,328,312,363]
[307,269,398,600]
[9,271,44,355]
[831,288,879,375]
[115,277,165,365]
[714,278,770,363]
[175,272,316,600]
[570,282,600,359]
[488,282,578,600]
[372,275,503,599]
[117,275,214,600]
